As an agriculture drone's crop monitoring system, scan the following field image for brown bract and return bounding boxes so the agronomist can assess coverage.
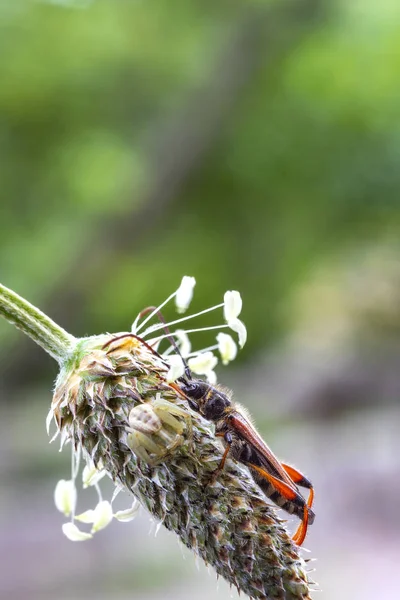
[51,334,313,600]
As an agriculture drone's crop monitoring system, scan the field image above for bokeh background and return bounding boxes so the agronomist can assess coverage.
[1,0,400,598]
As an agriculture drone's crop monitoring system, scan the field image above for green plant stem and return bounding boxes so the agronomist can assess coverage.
[0,283,76,363]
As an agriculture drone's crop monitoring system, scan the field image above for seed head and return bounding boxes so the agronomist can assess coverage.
[47,277,313,599]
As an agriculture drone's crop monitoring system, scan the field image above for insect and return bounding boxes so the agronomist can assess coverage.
[170,377,315,546]
[126,395,190,465]
[102,334,191,465]
[103,322,315,545]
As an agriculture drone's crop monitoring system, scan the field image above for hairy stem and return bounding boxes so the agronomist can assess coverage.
[0,283,76,363]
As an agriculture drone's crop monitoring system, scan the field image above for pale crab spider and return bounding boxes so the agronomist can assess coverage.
[126,395,192,465]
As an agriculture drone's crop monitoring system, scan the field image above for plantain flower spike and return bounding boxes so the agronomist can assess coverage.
[39,276,312,599]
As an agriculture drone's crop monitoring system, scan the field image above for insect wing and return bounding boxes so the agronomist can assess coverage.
[229,411,300,494]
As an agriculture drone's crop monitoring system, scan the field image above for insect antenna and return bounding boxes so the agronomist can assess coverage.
[136,306,192,380]
[102,332,167,360]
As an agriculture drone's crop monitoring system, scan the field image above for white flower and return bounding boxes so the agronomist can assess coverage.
[166,355,186,382]
[223,291,242,321]
[76,501,114,533]
[75,509,96,523]
[174,329,191,357]
[175,276,196,313]
[228,318,247,348]
[222,291,246,347]
[217,333,237,365]
[91,501,114,533]
[114,500,140,522]
[82,463,106,488]
[188,351,218,375]
[62,522,92,542]
[54,479,77,517]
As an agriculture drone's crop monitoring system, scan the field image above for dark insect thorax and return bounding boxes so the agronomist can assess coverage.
[179,379,231,421]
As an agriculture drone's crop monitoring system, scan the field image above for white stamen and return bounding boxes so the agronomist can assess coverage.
[174,329,191,357]
[114,500,140,522]
[54,480,77,517]
[228,318,247,348]
[223,291,242,321]
[111,486,123,505]
[147,324,229,348]
[91,501,114,533]
[159,343,174,357]
[188,351,218,375]
[75,509,96,523]
[76,501,114,533]
[141,304,224,338]
[175,276,196,313]
[71,445,81,481]
[166,355,186,382]
[82,463,106,488]
[94,481,103,503]
[217,333,237,365]
[186,344,218,357]
[134,290,177,334]
[62,522,93,542]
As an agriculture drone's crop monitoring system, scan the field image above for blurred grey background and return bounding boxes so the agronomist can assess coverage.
[1,0,400,598]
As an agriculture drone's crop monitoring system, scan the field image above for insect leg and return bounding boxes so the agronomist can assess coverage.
[127,430,164,464]
[246,463,311,546]
[292,507,309,546]
[218,431,233,470]
[208,431,232,484]
[281,463,315,524]
[248,464,299,501]
[152,397,193,443]
[281,463,312,490]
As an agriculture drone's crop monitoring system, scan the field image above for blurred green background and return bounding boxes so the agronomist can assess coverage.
[1,0,400,598]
